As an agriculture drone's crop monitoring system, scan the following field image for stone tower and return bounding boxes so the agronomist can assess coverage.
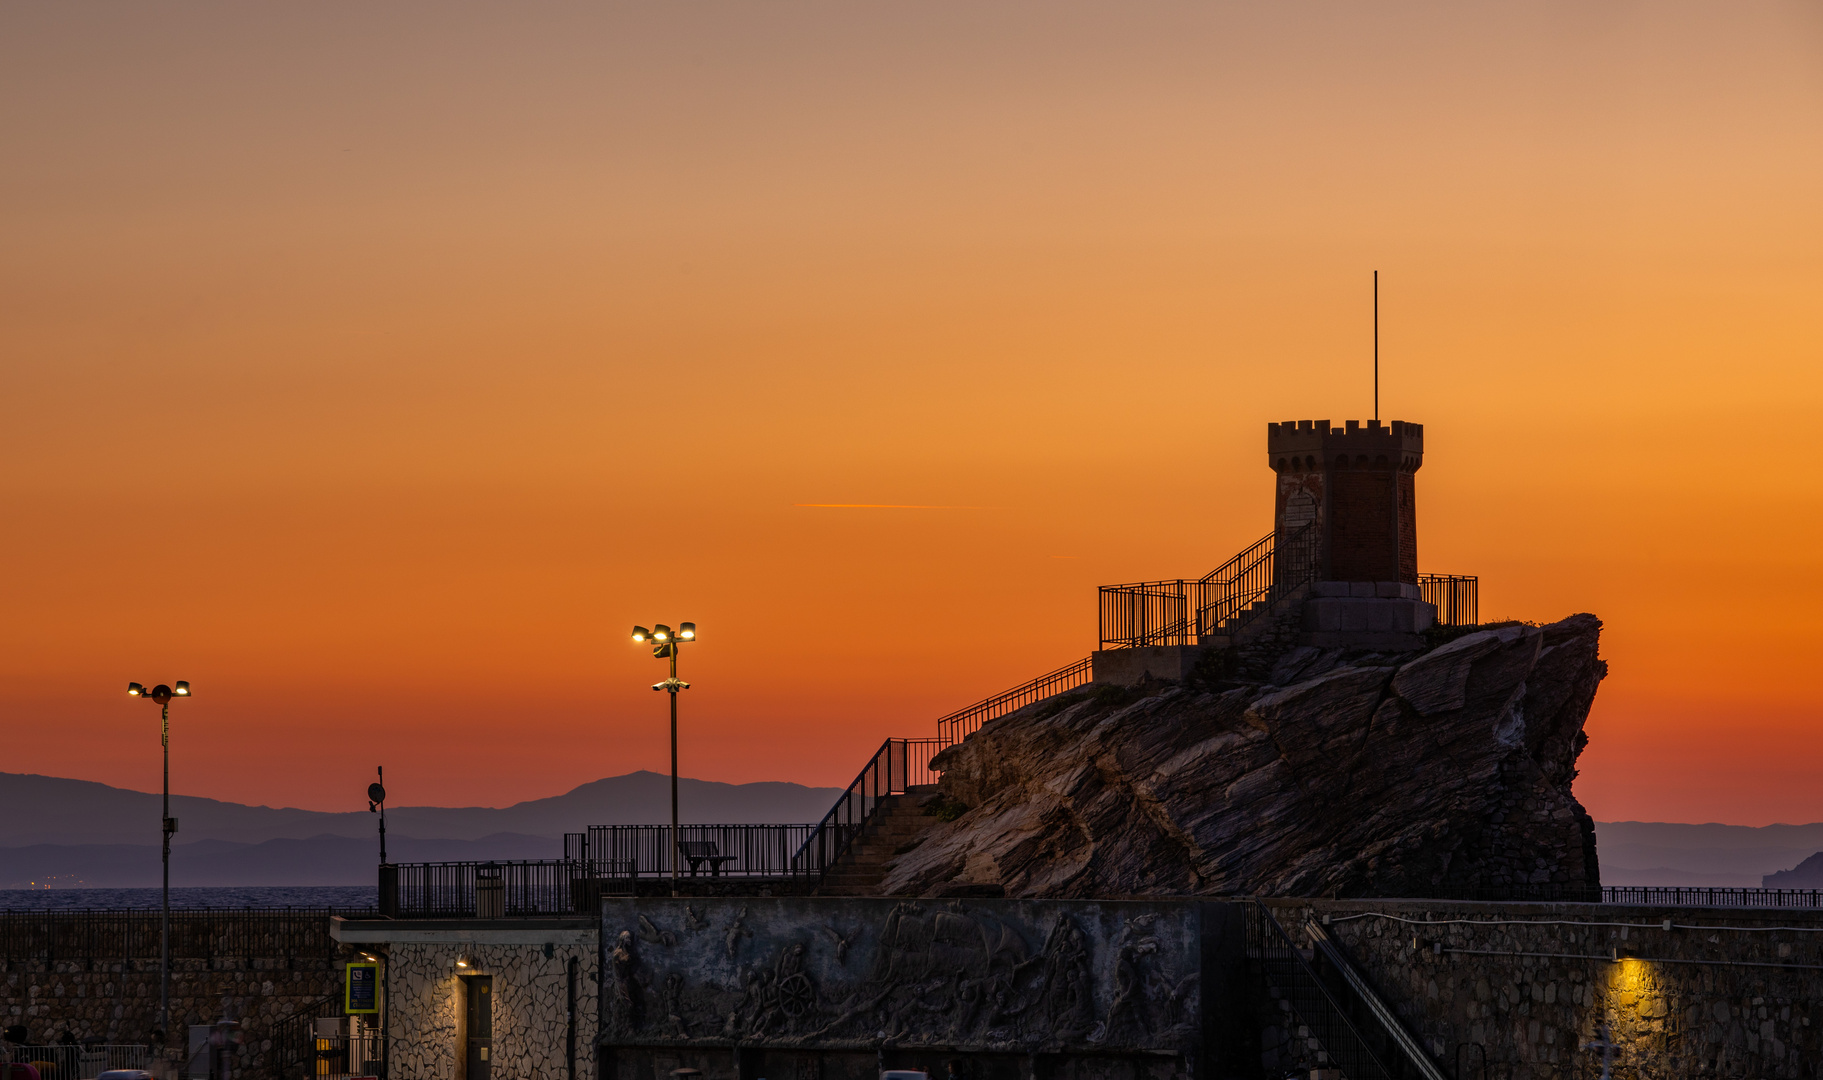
[1267,418,1423,583]
[1268,418,1432,646]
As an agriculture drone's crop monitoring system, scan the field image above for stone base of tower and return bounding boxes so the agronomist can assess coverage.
[1301,581,1436,650]
[1090,644,1206,686]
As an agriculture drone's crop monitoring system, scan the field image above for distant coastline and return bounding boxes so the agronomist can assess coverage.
[0,885,376,910]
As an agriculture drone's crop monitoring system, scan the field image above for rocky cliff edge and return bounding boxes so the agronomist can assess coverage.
[884,614,1607,900]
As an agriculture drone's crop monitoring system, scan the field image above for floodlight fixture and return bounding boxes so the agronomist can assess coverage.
[126,676,193,1048]
[630,619,697,895]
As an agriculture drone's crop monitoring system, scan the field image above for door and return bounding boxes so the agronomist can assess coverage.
[465,976,493,1080]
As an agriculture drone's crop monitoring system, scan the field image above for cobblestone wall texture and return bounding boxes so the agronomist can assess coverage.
[1,955,344,1076]
[1267,899,1823,1080]
[386,941,598,1080]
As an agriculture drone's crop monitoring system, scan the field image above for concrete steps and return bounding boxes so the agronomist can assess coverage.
[814,788,941,897]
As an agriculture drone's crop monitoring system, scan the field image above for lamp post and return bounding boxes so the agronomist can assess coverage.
[368,767,387,865]
[126,679,191,1047]
[630,622,695,895]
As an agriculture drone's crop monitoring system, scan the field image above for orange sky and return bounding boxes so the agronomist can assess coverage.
[3,1,1820,825]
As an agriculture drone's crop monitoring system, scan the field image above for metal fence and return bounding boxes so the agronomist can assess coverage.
[796,738,944,874]
[1097,579,1194,649]
[2,1044,152,1079]
[1418,573,1478,626]
[577,824,818,878]
[0,908,362,963]
[935,658,1094,746]
[387,861,583,918]
[1100,524,1323,649]
[1601,886,1823,909]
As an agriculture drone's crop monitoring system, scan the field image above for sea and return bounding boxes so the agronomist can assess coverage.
[0,886,377,911]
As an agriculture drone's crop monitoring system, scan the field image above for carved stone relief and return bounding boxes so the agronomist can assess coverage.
[600,898,1200,1055]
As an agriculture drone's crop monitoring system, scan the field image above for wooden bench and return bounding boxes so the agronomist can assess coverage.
[676,841,737,876]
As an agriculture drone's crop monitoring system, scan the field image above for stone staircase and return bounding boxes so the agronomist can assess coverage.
[814,786,941,896]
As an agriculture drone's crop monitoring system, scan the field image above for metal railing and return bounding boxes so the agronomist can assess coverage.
[388,860,584,918]
[935,657,1094,745]
[1247,903,1445,1080]
[1199,522,1320,638]
[796,738,943,874]
[0,908,363,963]
[1418,574,1478,626]
[302,1033,384,1080]
[2,1045,153,1078]
[271,995,341,1080]
[1247,902,1403,1080]
[1099,524,1323,649]
[577,824,819,878]
[1602,886,1823,909]
[1097,579,1195,649]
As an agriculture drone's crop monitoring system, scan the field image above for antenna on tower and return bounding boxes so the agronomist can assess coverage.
[1373,270,1379,422]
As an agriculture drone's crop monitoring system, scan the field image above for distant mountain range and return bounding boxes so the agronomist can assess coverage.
[4,771,1821,890]
[1595,821,1823,887]
[0,770,841,889]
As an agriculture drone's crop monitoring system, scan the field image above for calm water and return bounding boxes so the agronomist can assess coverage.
[0,886,376,910]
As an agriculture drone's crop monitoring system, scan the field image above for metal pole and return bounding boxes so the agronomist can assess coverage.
[378,766,387,865]
[160,702,171,1048]
[669,646,679,897]
[1373,269,1379,422]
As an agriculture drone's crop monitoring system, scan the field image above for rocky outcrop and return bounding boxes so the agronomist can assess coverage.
[883,615,1607,899]
[1764,851,1823,888]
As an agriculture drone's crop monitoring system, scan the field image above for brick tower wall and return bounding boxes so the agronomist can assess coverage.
[1266,419,1423,583]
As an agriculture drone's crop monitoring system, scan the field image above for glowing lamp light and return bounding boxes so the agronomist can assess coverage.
[631,626,651,643]
[174,682,190,696]
[127,683,145,697]
[456,955,472,969]
[678,623,696,640]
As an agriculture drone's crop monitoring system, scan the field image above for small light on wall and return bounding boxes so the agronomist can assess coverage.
[456,954,472,969]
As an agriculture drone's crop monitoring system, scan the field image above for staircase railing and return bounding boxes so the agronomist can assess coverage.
[1245,902,1449,1080]
[796,737,945,874]
[936,656,1094,744]
[1197,521,1319,638]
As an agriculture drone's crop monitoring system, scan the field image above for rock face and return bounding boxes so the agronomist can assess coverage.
[884,614,1607,899]
[1764,851,1823,888]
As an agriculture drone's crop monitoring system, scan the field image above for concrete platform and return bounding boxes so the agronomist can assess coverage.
[1091,644,1207,685]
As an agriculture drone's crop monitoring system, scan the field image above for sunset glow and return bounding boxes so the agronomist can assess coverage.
[3,1,1820,825]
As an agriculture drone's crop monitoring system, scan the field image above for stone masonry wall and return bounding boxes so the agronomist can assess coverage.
[1,955,346,1076]
[1266,898,1823,1080]
[385,940,598,1080]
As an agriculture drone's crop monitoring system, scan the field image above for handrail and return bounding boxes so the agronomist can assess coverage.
[1248,902,1401,1080]
[935,656,1093,744]
[1307,918,1450,1080]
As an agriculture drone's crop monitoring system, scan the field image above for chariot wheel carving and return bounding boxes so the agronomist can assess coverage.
[777,972,815,1017]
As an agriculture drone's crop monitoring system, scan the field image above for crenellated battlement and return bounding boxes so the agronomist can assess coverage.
[1267,419,1423,472]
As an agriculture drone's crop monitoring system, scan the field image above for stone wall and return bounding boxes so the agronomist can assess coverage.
[599,897,1249,1080]
[333,922,598,1080]
[1,955,345,1077]
[1265,898,1823,1080]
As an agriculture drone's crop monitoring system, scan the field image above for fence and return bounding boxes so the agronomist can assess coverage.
[1418,573,1478,626]
[387,861,583,918]
[1100,524,1324,649]
[1601,886,1823,909]
[0,908,362,963]
[576,825,818,878]
[795,738,944,874]
[935,658,1094,746]
[1,1045,152,1079]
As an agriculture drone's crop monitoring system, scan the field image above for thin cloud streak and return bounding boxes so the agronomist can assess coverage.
[794,503,997,510]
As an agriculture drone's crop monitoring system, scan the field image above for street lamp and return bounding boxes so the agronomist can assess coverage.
[631,622,695,894]
[126,679,191,1048]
